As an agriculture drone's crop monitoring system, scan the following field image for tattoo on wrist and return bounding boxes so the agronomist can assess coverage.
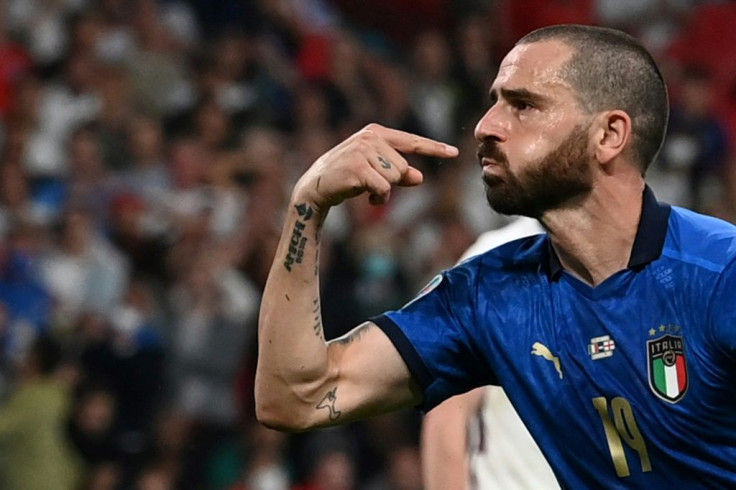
[316,387,341,421]
[378,155,392,170]
[284,203,314,272]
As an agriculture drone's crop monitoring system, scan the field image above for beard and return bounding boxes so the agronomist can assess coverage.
[480,125,594,218]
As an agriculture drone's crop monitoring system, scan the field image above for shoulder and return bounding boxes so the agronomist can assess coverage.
[665,207,736,270]
[456,232,547,277]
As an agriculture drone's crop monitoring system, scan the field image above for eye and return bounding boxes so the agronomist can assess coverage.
[512,100,533,111]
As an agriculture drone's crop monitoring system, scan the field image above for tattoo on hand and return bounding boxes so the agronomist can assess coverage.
[378,155,392,170]
[284,204,314,272]
[316,387,342,421]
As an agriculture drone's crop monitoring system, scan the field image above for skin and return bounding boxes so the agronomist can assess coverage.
[421,387,484,490]
[255,39,645,431]
[476,40,643,284]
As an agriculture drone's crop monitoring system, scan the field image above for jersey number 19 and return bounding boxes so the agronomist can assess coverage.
[592,396,653,478]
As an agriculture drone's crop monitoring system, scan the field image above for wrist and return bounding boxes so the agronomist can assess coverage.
[291,182,330,218]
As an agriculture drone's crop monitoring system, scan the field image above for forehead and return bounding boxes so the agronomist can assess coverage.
[492,40,575,95]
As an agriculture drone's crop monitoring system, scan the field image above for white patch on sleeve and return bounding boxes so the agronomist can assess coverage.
[402,274,443,309]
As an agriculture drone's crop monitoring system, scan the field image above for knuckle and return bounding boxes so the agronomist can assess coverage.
[355,138,373,154]
[377,179,392,193]
[410,134,421,152]
[363,123,383,134]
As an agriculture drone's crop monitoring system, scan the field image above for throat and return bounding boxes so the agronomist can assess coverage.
[553,244,633,287]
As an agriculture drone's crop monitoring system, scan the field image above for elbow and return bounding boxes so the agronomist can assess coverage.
[254,381,313,433]
[254,402,304,433]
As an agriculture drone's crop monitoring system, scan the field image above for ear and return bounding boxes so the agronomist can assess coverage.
[593,110,632,165]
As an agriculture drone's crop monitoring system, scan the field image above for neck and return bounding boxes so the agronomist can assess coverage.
[540,175,645,286]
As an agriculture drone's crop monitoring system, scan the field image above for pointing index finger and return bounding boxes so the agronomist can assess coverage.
[370,125,459,158]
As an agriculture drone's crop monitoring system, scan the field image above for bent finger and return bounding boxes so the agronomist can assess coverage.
[370,139,422,187]
[361,167,393,205]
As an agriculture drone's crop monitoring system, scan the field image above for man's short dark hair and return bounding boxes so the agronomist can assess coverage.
[518,25,669,174]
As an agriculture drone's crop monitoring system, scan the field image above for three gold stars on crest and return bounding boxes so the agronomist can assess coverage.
[648,324,682,336]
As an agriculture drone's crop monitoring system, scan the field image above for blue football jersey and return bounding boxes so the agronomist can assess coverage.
[373,188,736,488]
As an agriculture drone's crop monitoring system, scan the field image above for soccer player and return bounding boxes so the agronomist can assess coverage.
[421,217,559,490]
[255,24,736,487]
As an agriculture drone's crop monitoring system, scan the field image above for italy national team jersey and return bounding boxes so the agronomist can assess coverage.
[372,187,736,488]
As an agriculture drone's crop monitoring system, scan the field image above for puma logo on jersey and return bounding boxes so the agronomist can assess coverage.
[531,342,563,379]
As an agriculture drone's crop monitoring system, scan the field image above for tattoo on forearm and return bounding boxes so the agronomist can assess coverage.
[378,155,392,170]
[314,230,321,276]
[284,203,314,272]
[332,323,372,346]
[312,298,323,340]
[316,387,341,421]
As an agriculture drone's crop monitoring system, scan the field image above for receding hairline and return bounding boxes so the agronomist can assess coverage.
[510,25,670,172]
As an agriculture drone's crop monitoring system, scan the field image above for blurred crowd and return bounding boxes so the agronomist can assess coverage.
[0,0,734,489]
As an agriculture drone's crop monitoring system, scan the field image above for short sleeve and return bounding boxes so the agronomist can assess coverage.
[371,262,493,412]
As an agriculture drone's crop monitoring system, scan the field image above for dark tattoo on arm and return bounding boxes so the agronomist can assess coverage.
[378,155,392,170]
[312,298,324,340]
[284,203,314,272]
[316,387,342,421]
[314,229,321,276]
[332,323,373,346]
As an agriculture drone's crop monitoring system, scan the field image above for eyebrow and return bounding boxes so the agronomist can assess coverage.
[489,88,549,106]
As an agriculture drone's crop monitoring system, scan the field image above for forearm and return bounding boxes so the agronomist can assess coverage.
[422,388,485,490]
[255,124,457,431]
[255,193,330,429]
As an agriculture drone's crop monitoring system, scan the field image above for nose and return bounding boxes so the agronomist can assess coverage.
[474,105,508,143]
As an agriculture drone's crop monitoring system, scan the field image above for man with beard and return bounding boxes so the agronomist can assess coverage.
[255,24,736,487]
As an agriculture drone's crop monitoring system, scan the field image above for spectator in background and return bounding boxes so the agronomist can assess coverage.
[292,437,357,490]
[117,114,172,201]
[0,222,53,364]
[39,206,129,329]
[410,30,460,144]
[27,50,101,177]
[65,124,116,224]
[0,336,82,490]
[167,244,258,426]
[126,0,190,119]
[453,12,502,129]
[0,21,34,119]
[649,66,731,214]
[95,63,134,170]
[230,423,290,490]
[106,191,170,285]
[67,383,121,483]
[166,241,259,487]
[364,445,423,490]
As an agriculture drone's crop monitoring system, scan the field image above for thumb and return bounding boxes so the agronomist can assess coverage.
[399,166,424,187]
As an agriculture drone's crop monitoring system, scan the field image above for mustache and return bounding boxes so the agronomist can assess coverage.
[477,141,509,167]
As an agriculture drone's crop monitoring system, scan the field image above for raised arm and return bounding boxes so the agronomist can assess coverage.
[255,124,458,432]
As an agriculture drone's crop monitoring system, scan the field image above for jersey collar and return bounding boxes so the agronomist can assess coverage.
[546,186,671,280]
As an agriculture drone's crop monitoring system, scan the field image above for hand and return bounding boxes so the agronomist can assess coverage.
[293,124,459,211]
